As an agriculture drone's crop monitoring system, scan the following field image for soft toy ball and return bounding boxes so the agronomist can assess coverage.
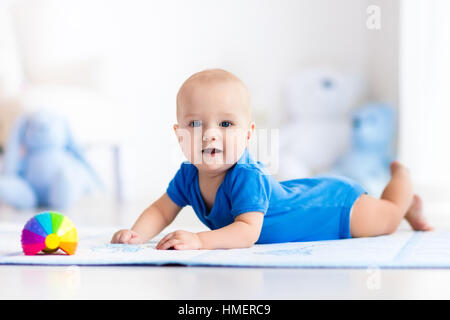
[21,211,78,255]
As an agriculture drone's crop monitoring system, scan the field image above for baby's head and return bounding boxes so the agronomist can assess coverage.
[174,69,255,174]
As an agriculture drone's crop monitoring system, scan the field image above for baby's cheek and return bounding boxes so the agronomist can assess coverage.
[185,142,204,165]
[177,131,199,158]
[224,135,247,161]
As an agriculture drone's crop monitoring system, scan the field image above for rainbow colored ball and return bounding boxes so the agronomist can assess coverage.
[21,212,78,255]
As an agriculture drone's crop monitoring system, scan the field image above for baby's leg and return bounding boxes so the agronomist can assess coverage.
[350,161,433,238]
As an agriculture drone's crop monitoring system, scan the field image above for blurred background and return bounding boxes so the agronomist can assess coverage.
[0,0,449,226]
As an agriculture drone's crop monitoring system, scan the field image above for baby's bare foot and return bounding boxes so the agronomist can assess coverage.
[405,194,433,231]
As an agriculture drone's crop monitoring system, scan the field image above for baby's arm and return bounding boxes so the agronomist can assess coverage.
[198,212,264,249]
[156,212,264,250]
[111,192,182,244]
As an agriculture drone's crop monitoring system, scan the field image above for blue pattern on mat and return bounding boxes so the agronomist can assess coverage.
[392,231,424,264]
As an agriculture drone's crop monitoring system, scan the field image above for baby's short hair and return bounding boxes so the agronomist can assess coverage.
[176,68,251,121]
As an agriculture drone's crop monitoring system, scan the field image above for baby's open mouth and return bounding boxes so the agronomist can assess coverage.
[202,148,223,156]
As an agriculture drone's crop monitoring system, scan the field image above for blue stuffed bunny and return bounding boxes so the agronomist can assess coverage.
[0,110,100,210]
[329,103,396,196]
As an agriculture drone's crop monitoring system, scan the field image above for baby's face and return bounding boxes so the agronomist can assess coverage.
[174,79,254,175]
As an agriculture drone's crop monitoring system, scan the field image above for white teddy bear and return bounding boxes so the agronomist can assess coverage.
[277,68,366,180]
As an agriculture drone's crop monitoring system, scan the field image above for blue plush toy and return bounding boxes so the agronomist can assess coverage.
[329,103,396,196]
[0,110,101,210]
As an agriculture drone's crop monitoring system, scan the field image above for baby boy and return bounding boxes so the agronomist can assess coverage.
[111,69,433,249]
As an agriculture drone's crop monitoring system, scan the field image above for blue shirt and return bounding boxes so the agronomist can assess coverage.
[166,148,365,243]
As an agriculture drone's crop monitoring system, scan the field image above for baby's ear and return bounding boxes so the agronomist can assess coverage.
[247,122,255,140]
[173,124,182,143]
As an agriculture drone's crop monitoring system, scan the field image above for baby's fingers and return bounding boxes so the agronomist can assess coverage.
[120,231,133,243]
[156,233,174,249]
[111,230,132,244]
[173,243,190,250]
[127,233,143,244]
[157,238,181,250]
[111,231,123,243]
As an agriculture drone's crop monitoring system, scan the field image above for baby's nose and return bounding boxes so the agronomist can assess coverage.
[202,128,221,141]
[202,135,216,141]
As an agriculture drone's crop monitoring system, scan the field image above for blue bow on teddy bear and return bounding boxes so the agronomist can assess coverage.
[329,103,396,196]
[0,110,101,210]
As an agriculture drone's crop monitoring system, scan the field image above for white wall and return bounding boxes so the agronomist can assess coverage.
[4,0,399,202]
[365,0,399,106]
[399,0,450,201]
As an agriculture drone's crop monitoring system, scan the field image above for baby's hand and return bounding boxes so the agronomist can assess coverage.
[111,229,144,244]
[156,230,203,250]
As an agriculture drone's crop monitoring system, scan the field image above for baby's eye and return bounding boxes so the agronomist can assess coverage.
[220,121,232,128]
[189,120,202,127]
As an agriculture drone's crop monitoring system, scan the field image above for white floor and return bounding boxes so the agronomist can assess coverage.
[4,265,450,299]
[2,196,450,300]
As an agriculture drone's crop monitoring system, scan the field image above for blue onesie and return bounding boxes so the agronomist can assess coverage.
[166,148,366,244]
